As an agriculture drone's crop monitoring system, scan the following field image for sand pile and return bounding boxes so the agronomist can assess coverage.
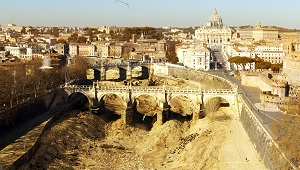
[20,108,233,170]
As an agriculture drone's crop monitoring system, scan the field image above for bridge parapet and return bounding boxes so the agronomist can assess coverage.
[64,84,238,95]
[203,89,237,95]
[98,86,129,91]
[90,62,151,69]
[64,85,94,91]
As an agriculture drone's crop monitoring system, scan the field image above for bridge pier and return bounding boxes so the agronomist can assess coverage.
[100,61,106,81]
[156,108,169,125]
[193,111,200,122]
[126,61,132,80]
[122,106,134,125]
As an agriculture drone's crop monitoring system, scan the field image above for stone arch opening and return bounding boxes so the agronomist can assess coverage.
[118,67,127,80]
[105,67,121,80]
[204,96,230,117]
[98,93,125,121]
[68,92,90,111]
[130,66,149,79]
[132,94,158,130]
[131,66,143,78]
[168,95,196,122]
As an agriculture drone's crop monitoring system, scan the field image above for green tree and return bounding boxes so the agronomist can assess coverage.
[27,28,40,35]
[57,39,67,44]
[20,27,26,34]
[255,61,271,70]
[166,53,178,64]
[228,56,254,70]
[77,36,87,43]
[182,27,195,34]
[271,63,283,73]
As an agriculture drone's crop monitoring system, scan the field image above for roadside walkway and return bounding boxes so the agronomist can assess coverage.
[218,108,266,170]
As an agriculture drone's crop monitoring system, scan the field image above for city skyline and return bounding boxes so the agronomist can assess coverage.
[1,0,300,29]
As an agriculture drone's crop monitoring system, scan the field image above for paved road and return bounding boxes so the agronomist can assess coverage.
[208,48,284,137]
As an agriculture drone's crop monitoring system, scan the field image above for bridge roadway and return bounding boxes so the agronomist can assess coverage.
[64,84,240,125]
[89,61,151,69]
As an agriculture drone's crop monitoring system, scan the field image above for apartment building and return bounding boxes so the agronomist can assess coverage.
[238,22,278,41]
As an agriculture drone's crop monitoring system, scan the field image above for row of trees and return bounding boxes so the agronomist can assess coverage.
[25,27,61,37]
[62,27,165,43]
[228,56,282,72]
[67,33,88,43]
[118,27,164,41]
[0,59,63,110]
[0,57,87,111]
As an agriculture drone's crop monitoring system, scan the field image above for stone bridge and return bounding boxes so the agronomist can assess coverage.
[89,61,152,80]
[64,84,240,125]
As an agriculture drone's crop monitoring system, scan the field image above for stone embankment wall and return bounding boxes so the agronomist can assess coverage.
[0,89,66,135]
[1,94,86,170]
[3,104,76,170]
[239,95,295,170]
[241,71,259,87]
[167,66,235,89]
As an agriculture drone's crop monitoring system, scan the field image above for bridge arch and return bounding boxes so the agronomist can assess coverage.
[203,95,233,116]
[130,94,158,130]
[68,92,90,111]
[98,93,126,115]
[133,94,159,117]
[131,66,149,79]
[204,95,232,107]
[168,95,198,116]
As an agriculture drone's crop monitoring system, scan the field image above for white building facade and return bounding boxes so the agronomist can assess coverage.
[223,43,285,64]
[177,44,211,71]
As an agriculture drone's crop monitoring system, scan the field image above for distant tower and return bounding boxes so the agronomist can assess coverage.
[141,32,144,39]
[256,21,262,29]
[132,34,137,43]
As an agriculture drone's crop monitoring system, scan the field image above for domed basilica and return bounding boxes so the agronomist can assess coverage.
[194,9,232,48]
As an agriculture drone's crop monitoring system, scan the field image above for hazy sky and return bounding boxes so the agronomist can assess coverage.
[1,0,299,29]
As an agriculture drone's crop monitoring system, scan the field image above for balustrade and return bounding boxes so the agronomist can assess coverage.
[64,84,237,95]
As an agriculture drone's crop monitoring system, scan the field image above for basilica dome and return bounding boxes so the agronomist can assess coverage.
[207,8,223,28]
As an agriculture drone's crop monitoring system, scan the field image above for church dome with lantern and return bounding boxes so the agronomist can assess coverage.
[207,8,224,28]
[194,8,232,47]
